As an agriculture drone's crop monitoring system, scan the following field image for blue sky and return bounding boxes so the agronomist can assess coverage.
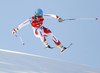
[0,0,100,68]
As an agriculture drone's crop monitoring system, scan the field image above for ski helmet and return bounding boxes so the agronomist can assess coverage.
[35,8,43,16]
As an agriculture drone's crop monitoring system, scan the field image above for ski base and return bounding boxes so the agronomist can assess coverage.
[60,43,72,55]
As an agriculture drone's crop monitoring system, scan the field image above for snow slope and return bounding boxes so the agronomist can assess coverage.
[0,49,100,73]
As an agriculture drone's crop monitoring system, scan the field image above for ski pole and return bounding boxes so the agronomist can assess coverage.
[63,18,98,21]
[15,35,25,45]
[13,29,25,45]
[14,34,25,45]
[19,36,25,45]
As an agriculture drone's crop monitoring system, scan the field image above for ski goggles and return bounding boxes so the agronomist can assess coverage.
[36,15,43,18]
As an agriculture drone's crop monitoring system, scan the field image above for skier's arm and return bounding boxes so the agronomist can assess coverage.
[43,14,63,22]
[12,19,30,35]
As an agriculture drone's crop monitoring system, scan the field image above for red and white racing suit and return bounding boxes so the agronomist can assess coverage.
[16,14,63,50]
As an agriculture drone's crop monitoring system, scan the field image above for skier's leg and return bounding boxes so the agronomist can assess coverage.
[43,26,65,51]
[40,36,49,47]
[33,27,50,47]
[48,33,65,51]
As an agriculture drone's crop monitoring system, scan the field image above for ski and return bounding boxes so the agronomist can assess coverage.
[60,43,72,55]
[45,47,55,49]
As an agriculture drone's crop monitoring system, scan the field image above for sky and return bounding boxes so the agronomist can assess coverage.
[0,0,100,68]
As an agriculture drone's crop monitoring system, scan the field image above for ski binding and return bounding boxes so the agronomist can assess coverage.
[60,43,72,55]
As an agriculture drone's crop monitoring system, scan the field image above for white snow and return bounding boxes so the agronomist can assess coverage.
[0,49,100,73]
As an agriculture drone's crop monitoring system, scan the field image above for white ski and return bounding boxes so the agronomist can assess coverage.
[45,47,55,49]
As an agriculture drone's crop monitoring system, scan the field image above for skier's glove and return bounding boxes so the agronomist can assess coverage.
[58,18,63,22]
[12,29,18,35]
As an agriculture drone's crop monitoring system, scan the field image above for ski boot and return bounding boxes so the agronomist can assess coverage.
[61,47,67,52]
[43,41,54,49]
[45,45,55,49]
[59,43,73,55]
[58,44,67,52]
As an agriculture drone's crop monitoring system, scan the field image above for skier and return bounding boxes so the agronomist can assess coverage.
[12,8,67,52]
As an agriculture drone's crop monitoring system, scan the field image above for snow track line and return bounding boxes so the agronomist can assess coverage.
[0,49,49,59]
[0,49,65,62]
